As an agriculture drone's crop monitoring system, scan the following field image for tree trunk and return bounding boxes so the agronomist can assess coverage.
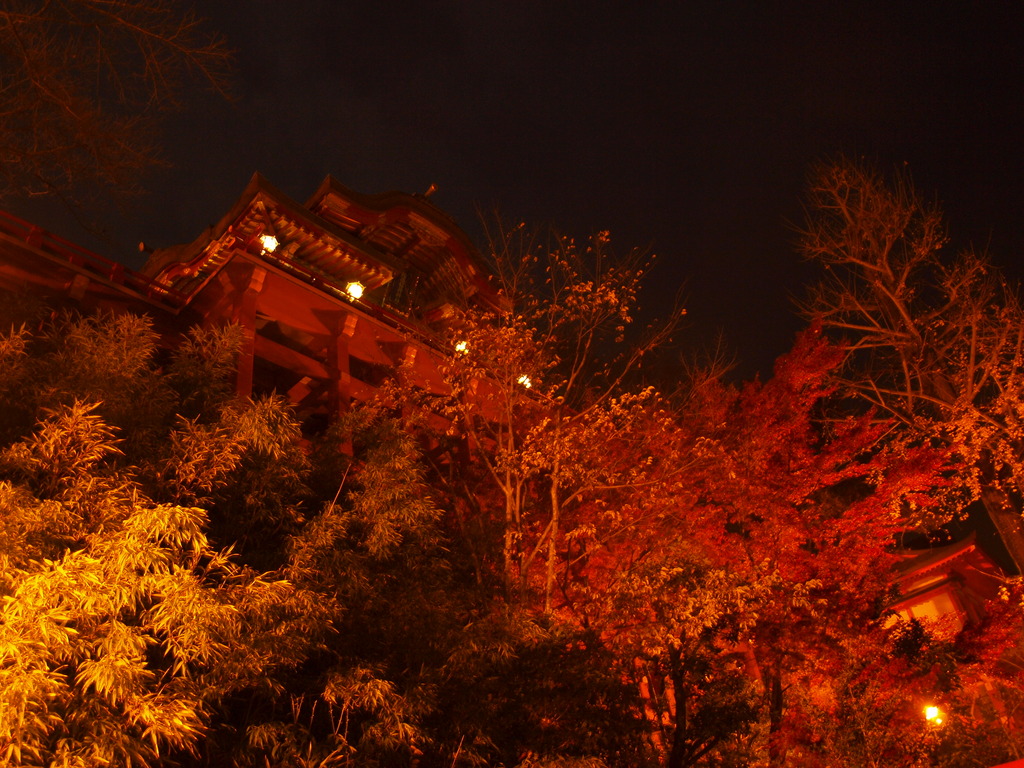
[767,667,785,768]
[544,463,560,613]
[635,659,669,757]
[667,647,688,768]
[503,480,518,600]
[981,486,1024,575]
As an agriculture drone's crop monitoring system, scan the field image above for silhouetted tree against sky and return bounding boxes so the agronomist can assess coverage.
[802,159,1024,573]
[0,0,231,203]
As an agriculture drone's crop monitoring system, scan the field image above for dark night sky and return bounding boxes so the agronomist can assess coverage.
[9,2,1024,379]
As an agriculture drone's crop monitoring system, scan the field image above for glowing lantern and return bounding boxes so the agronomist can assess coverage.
[924,705,943,725]
[259,234,279,253]
[346,281,365,300]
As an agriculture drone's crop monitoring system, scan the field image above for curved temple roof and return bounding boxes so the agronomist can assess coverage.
[143,173,497,321]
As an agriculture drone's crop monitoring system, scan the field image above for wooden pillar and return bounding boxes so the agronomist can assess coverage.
[329,312,358,415]
[233,266,266,398]
[399,342,417,369]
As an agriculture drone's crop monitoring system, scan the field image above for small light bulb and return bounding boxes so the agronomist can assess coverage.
[925,705,941,722]
[454,340,469,354]
[259,234,279,253]
[518,374,532,389]
[346,281,364,300]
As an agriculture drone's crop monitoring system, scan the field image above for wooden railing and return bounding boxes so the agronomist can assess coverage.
[0,209,189,308]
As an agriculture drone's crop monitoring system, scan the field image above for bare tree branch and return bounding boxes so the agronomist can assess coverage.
[0,0,232,202]
[801,157,1024,571]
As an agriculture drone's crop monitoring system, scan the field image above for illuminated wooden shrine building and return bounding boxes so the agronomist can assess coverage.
[0,174,499,427]
[889,533,1004,632]
[890,534,1024,752]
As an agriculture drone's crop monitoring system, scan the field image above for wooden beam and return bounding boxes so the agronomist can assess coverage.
[233,266,266,398]
[253,335,330,380]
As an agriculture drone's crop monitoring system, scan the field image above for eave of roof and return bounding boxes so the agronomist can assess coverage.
[143,173,408,281]
[307,175,497,289]
[892,533,980,581]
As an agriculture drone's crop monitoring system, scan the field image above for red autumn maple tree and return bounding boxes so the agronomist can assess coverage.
[582,328,957,766]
